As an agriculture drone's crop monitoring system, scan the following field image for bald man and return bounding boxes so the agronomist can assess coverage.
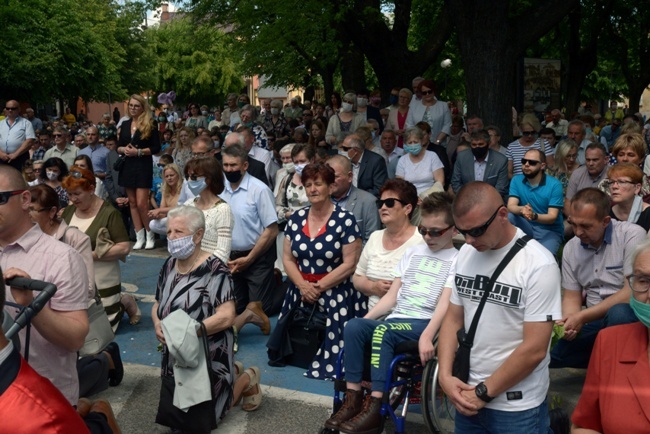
[0,100,35,171]
[437,182,561,432]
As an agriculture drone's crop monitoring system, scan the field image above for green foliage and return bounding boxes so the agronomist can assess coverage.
[148,16,244,106]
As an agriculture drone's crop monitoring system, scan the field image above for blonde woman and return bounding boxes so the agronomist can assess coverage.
[117,94,161,249]
[148,163,184,235]
[171,126,195,175]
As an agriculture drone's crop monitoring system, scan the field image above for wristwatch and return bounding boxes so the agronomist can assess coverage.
[532,212,538,221]
[475,382,493,403]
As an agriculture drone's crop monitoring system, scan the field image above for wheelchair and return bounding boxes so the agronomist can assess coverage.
[319,340,456,434]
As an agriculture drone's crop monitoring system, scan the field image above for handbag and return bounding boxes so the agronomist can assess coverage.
[286,303,327,369]
[79,296,115,357]
[155,322,216,433]
[112,155,125,172]
[452,235,531,383]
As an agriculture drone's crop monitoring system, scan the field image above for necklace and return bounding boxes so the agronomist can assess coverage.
[176,252,201,274]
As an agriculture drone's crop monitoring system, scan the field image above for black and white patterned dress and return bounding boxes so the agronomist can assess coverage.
[280,205,367,379]
[156,256,235,423]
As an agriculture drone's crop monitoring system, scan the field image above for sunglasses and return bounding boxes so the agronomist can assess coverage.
[0,190,25,205]
[521,158,541,166]
[521,131,537,137]
[186,174,205,181]
[340,146,355,152]
[5,106,18,111]
[53,134,63,138]
[418,225,453,238]
[376,198,407,209]
[455,205,503,238]
[421,90,434,95]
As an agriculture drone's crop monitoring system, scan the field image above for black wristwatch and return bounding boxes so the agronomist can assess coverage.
[532,212,538,221]
[475,382,493,403]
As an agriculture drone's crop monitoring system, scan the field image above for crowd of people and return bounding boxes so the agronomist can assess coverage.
[1,80,650,433]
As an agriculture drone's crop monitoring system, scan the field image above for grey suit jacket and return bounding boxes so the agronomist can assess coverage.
[342,186,380,246]
[451,149,509,201]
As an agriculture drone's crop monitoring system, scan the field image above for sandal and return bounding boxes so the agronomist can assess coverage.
[241,367,262,411]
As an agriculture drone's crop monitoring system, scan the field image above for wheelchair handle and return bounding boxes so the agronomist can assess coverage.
[4,277,58,341]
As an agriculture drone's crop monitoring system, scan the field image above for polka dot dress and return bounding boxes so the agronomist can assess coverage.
[280,205,367,379]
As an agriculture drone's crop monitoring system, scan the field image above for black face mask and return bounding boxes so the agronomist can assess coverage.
[471,145,489,160]
[224,170,243,184]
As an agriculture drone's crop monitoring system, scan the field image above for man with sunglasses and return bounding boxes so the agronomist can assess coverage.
[0,100,35,171]
[507,149,564,255]
[44,126,78,169]
[0,166,89,406]
[438,182,561,433]
[339,134,387,198]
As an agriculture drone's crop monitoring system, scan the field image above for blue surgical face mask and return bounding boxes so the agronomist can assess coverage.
[187,177,207,195]
[403,143,422,155]
[630,294,650,328]
[338,150,349,159]
[294,163,307,176]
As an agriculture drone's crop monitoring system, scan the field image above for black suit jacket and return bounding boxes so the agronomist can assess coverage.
[357,150,388,198]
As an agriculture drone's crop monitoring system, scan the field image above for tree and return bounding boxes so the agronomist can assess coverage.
[148,16,244,106]
[448,0,580,143]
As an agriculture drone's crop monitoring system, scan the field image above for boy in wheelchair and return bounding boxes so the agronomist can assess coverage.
[324,192,459,434]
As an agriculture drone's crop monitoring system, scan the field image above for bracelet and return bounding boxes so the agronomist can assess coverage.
[137,149,142,157]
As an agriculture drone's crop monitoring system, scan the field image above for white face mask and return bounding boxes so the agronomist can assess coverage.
[46,170,59,181]
[338,150,349,159]
[341,102,353,113]
[167,234,196,260]
[294,163,307,176]
[356,97,368,108]
[283,162,295,173]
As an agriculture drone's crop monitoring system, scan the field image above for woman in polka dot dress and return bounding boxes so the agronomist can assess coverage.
[280,163,365,379]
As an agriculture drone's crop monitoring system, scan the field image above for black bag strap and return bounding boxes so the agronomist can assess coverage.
[463,235,531,348]
[304,303,318,330]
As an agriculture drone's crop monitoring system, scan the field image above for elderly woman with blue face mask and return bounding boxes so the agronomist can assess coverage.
[395,126,445,195]
[571,238,650,433]
[152,206,264,429]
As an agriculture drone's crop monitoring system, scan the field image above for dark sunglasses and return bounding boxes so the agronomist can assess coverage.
[421,90,434,95]
[418,225,453,238]
[53,134,63,138]
[186,174,204,181]
[157,163,166,168]
[5,106,18,111]
[0,190,25,205]
[376,198,407,209]
[521,131,537,137]
[521,158,541,166]
[455,205,503,238]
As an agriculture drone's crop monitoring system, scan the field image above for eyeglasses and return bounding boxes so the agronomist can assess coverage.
[0,190,25,205]
[29,206,49,213]
[69,170,83,179]
[604,179,636,188]
[521,131,537,137]
[521,158,541,166]
[53,134,63,138]
[627,275,650,293]
[455,205,503,238]
[566,153,578,160]
[5,106,18,111]
[421,90,434,95]
[187,174,205,181]
[376,198,407,209]
[418,225,454,238]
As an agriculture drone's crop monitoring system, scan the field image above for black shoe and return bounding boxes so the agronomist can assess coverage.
[105,342,124,386]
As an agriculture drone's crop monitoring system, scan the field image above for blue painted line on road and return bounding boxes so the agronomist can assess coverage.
[116,254,332,399]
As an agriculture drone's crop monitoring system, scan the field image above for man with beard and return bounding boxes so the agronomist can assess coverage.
[507,148,564,255]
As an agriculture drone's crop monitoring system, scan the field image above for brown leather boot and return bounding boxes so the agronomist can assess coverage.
[324,389,365,430]
[339,395,383,434]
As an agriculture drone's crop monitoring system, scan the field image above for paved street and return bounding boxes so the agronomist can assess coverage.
[95,248,585,433]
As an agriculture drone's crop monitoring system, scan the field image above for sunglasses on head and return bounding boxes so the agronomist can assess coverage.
[521,158,541,166]
[418,225,453,238]
[0,190,25,205]
[455,205,503,238]
[376,198,407,209]
[69,170,83,179]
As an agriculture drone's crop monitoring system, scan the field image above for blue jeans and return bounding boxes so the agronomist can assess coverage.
[508,213,562,255]
[550,303,638,369]
[343,317,427,391]
[454,398,551,434]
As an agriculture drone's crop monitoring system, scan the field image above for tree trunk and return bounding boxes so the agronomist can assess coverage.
[321,66,336,106]
[626,81,648,113]
[340,43,365,93]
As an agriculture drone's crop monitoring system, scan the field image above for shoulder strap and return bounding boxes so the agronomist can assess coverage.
[464,235,531,347]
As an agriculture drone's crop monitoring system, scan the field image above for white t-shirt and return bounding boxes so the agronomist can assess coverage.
[388,244,458,320]
[355,228,425,309]
[395,150,444,194]
[450,228,561,411]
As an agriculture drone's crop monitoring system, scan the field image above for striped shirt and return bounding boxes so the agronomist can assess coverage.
[506,139,553,176]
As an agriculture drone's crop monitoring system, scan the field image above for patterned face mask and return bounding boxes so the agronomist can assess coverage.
[167,234,196,260]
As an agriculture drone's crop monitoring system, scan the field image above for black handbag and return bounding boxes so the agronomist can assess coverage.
[155,322,216,433]
[452,236,531,383]
[112,155,125,172]
[285,303,327,369]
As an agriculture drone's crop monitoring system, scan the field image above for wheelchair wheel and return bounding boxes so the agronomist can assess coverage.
[421,358,455,434]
